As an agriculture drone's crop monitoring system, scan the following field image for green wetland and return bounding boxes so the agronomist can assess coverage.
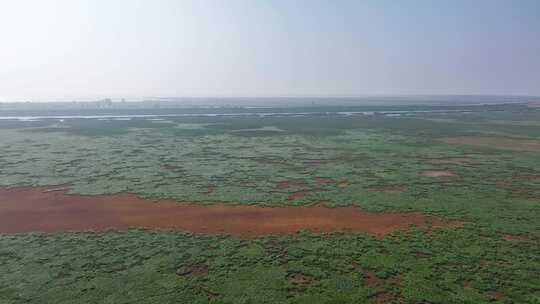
[0,104,539,303]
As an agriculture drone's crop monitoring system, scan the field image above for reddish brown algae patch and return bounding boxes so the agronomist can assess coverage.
[503,234,529,242]
[440,136,540,152]
[288,191,308,200]
[0,186,458,238]
[275,178,309,189]
[287,272,314,285]
[421,170,457,177]
[314,177,335,184]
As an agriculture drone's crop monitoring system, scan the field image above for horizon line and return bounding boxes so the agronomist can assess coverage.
[2,93,540,103]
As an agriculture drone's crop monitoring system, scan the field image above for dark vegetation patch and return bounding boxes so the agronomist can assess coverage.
[20,118,168,136]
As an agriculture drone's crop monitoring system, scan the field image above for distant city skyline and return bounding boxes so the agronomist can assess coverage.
[1,0,539,102]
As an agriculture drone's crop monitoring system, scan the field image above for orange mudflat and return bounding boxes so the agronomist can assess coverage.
[0,186,458,238]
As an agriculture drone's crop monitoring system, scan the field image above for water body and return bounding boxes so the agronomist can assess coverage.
[0,108,479,120]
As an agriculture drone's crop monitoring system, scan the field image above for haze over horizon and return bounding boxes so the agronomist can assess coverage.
[1,0,540,102]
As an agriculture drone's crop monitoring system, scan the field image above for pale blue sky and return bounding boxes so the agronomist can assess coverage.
[0,0,539,101]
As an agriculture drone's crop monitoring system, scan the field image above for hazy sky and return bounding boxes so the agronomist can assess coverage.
[1,0,539,101]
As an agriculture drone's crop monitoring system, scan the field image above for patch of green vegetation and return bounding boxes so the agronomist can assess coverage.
[1,104,539,303]
[0,227,538,304]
